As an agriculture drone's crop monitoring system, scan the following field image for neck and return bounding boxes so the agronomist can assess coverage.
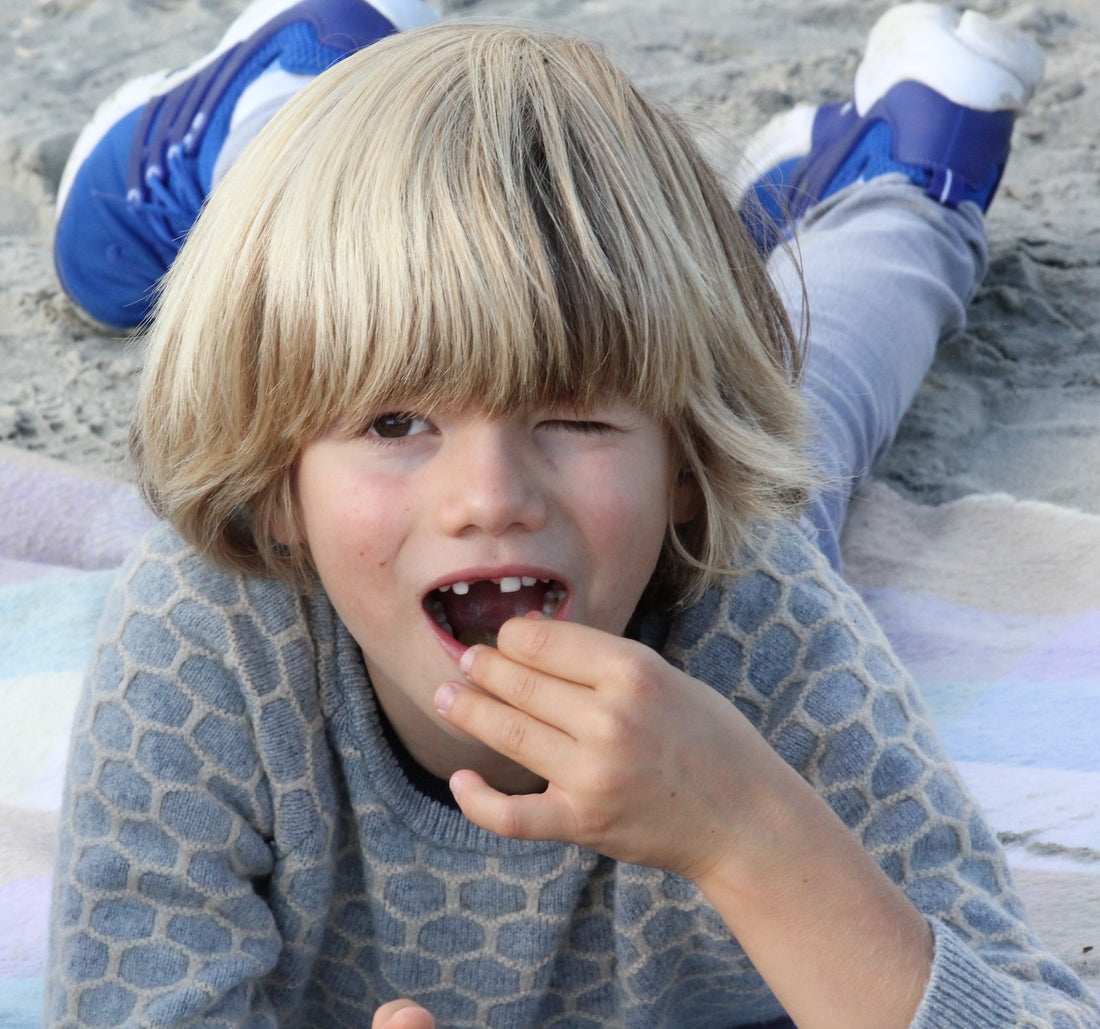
[370,669,546,798]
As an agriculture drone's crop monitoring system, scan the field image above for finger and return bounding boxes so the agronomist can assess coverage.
[449,769,578,843]
[373,999,435,1029]
[435,679,573,781]
[494,615,653,694]
[459,639,590,731]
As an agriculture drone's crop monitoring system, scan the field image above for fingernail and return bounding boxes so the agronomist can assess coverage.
[435,682,458,714]
[459,646,477,676]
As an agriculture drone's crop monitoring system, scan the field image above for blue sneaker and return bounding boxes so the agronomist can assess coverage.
[737,3,1045,253]
[54,0,438,330]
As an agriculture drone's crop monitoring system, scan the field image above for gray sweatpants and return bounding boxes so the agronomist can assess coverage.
[767,177,989,570]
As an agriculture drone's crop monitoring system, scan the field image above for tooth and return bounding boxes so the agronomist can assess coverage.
[542,588,565,618]
[425,597,452,635]
[521,576,537,587]
[499,577,522,593]
[452,581,470,595]
[438,584,451,593]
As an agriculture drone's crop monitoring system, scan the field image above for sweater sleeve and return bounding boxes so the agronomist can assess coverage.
[668,522,1100,1029]
[44,530,309,1028]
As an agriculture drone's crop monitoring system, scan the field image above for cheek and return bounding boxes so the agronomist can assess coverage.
[587,465,671,578]
[585,495,667,636]
[296,464,400,579]
[304,499,406,646]
[310,497,394,572]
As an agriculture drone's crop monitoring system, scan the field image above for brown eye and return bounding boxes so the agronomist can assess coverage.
[366,413,432,439]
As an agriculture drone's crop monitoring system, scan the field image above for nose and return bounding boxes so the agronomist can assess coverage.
[434,421,548,537]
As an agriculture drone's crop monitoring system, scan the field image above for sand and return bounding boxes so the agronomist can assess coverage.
[1,0,1098,506]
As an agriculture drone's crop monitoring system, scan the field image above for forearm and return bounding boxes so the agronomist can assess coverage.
[693,750,932,1029]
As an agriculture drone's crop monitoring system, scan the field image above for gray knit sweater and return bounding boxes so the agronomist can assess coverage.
[45,520,1099,1028]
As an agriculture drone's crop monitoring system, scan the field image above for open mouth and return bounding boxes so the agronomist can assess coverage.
[424,576,567,647]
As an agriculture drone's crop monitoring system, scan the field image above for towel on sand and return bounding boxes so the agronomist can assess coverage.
[0,446,156,1027]
[1,446,1097,1026]
[842,481,1100,994]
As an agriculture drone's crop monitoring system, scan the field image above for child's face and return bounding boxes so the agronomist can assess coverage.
[290,400,695,777]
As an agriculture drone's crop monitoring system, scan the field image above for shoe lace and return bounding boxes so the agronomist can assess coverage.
[126,112,209,252]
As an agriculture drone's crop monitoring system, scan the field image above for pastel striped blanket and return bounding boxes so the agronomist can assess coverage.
[842,481,1100,998]
[0,446,157,1028]
[1,446,1097,1026]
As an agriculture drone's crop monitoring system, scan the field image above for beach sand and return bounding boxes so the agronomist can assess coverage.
[2,0,1098,512]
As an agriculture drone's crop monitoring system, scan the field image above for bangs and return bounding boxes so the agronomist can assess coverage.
[252,24,736,435]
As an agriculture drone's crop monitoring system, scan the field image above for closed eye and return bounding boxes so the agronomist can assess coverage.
[541,418,620,435]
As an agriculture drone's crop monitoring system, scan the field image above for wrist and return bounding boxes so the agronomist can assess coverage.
[686,742,823,897]
[687,767,932,1029]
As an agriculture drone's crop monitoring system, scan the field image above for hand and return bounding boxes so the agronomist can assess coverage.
[433,614,773,879]
[435,615,933,1029]
[372,999,435,1029]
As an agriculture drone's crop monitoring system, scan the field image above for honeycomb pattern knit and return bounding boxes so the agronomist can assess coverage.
[46,521,1100,1028]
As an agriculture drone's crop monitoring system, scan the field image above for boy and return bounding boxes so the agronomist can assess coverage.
[47,2,1099,1027]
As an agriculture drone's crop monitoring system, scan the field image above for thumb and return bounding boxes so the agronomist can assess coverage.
[450,769,572,842]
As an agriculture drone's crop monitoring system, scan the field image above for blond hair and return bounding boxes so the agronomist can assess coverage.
[134,22,813,602]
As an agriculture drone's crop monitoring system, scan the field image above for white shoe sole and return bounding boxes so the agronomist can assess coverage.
[855,3,1044,116]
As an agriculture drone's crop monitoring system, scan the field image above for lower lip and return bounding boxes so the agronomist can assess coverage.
[430,617,469,664]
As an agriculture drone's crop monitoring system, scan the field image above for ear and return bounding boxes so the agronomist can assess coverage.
[271,509,295,547]
[268,474,301,546]
[671,472,702,525]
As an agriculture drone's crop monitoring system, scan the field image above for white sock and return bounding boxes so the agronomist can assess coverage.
[212,63,314,186]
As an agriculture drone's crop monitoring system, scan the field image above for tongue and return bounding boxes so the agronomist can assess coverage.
[441,581,546,638]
